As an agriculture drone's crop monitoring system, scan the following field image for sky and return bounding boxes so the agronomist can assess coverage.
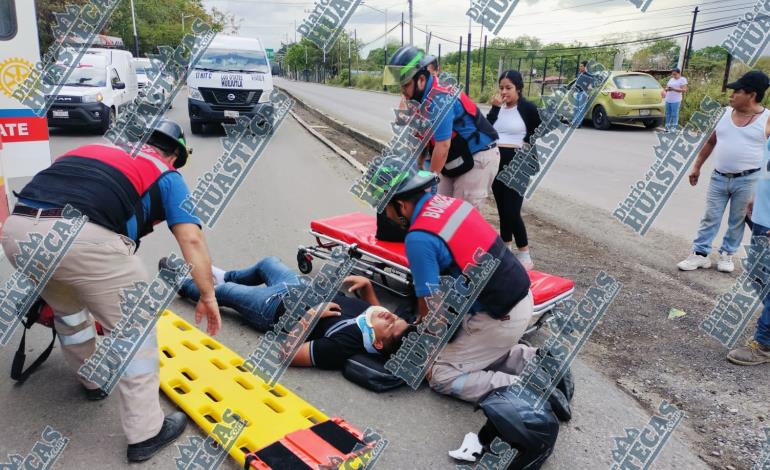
[201,0,758,58]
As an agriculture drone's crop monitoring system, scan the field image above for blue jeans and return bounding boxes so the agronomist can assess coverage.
[179,256,300,331]
[692,171,758,255]
[665,101,681,131]
[751,222,770,346]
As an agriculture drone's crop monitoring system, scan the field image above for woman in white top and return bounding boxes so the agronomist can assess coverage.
[486,71,542,271]
[678,71,770,274]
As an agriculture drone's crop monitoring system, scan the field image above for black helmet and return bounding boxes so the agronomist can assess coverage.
[147,119,191,169]
[383,46,434,86]
[478,387,560,470]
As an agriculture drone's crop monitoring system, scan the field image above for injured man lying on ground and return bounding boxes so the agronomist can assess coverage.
[161,255,417,370]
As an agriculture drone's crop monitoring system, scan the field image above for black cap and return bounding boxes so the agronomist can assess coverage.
[727,70,770,94]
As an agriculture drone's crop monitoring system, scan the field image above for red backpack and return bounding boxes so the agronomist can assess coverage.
[12,298,104,381]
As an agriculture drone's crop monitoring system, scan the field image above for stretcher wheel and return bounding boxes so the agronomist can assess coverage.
[297,250,313,274]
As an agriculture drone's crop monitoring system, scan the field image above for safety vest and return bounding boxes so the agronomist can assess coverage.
[409,194,530,317]
[428,81,499,147]
[16,143,177,243]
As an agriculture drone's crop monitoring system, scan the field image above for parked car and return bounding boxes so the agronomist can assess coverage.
[567,71,665,130]
[46,48,138,134]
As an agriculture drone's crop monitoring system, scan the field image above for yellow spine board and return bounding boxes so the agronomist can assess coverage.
[157,310,329,467]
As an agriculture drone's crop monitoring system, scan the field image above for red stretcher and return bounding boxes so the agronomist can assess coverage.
[297,212,575,332]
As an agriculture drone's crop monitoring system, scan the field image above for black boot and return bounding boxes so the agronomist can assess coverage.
[83,385,108,401]
[126,412,187,462]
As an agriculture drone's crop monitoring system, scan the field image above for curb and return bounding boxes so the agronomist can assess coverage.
[289,110,367,173]
[277,86,387,153]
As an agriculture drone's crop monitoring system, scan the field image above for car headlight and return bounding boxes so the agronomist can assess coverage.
[188,87,204,101]
[258,91,271,103]
[82,93,103,103]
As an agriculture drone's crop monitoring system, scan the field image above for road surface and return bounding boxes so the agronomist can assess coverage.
[0,90,707,469]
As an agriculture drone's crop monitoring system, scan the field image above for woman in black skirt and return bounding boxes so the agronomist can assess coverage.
[486,70,542,270]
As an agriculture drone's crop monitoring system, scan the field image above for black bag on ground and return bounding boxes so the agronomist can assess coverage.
[476,386,560,470]
[11,298,56,382]
[343,353,405,392]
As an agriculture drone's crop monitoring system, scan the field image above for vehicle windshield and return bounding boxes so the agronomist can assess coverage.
[196,48,269,73]
[613,74,661,90]
[45,64,107,87]
[136,67,146,75]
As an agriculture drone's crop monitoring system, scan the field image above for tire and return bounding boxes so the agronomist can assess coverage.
[297,251,312,274]
[100,107,116,135]
[190,121,204,135]
[591,105,611,130]
[591,105,611,131]
[644,119,663,129]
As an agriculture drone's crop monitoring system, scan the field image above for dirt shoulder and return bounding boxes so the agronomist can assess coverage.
[288,98,769,470]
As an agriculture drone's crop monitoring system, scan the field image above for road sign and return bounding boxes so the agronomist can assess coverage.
[266,48,274,60]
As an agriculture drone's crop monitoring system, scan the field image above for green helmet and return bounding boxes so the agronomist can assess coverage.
[369,166,438,202]
[383,46,434,87]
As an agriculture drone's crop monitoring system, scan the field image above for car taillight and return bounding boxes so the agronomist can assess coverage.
[610,91,625,99]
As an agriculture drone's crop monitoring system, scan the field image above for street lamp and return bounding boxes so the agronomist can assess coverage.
[182,14,195,33]
[129,0,139,56]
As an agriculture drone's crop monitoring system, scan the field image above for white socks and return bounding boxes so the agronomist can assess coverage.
[211,266,226,286]
[448,432,483,462]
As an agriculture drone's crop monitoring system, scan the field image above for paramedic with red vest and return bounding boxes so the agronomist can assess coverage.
[0,120,220,463]
[384,46,500,210]
[380,170,537,402]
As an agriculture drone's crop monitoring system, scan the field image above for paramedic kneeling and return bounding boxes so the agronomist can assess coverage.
[379,169,536,402]
[0,120,221,463]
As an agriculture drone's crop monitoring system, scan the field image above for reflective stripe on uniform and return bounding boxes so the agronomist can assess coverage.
[438,202,473,240]
[58,325,97,346]
[122,356,159,377]
[135,150,171,173]
[54,310,89,327]
[451,373,470,397]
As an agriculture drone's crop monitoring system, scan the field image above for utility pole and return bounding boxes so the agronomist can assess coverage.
[465,32,471,93]
[348,32,352,87]
[294,20,297,43]
[685,6,699,70]
[408,0,413,46]
[129,0,139,56]
[401,12,404,46]
[354,29,358,72]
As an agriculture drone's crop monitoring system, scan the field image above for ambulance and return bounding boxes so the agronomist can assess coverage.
[0,1,52,223]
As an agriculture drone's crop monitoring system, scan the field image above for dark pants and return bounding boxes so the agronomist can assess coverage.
[492,147,529,247]
[179,257,299,331]
[751,222,770,346]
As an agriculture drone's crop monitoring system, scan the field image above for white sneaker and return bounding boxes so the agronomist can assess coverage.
[717,253,735,273]
[448,432,483,462]
[677,253,711,271]
[515,250,535,271]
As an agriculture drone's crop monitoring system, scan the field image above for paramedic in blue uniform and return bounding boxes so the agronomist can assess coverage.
[0,120,220,463]
[377,169,536,402]
[383,46,500,210]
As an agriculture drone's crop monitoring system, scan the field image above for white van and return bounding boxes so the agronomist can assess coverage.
[47,48,138,134]
[187,35,274,134]
[133,57,171,108]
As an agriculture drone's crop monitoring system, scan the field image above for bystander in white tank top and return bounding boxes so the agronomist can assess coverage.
[711,106,770,173]
[494,105,527,147]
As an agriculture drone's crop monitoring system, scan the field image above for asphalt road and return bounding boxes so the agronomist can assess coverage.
[0,90,707,469]
[276,78,748,252]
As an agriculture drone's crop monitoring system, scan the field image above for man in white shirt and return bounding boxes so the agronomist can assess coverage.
[664,68,688,133]
[678,71,770,273]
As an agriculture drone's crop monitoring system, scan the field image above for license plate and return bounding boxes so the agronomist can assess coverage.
[639,109,651,116]
[53,110,69,118]
[224,110,239,118]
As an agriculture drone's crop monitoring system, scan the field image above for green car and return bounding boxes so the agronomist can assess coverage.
[570,71,666,130]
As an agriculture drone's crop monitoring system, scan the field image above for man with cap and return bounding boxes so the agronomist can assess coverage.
[678,71,770,274]
[376,168,537,402]
[0,120,221,462]
[664,67,688,132]
[384,46,500,210]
